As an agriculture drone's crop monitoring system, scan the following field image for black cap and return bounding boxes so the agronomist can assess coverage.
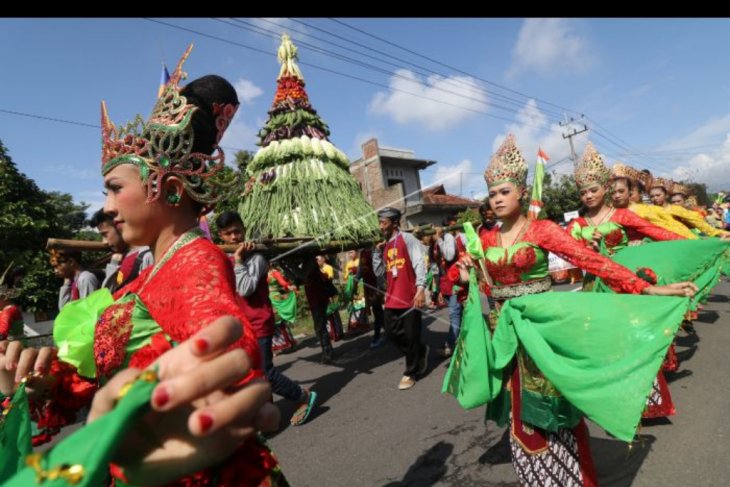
[377,207,402,222]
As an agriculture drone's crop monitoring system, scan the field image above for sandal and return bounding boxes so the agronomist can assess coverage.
[290,390,318,426]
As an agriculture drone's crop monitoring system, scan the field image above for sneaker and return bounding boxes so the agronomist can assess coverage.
[418,344,430,376]
[398,375,416,390]
[369,336,384,349]
[436,345,453,358]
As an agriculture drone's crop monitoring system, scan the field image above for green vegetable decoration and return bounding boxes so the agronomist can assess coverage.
[239,33,379,244]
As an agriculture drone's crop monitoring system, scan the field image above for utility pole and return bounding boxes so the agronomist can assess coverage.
[559,115,589,164]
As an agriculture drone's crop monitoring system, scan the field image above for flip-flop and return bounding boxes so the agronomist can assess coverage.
[290,390,317,426]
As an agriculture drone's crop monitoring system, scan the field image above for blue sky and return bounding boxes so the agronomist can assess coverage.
[3,18,730,215]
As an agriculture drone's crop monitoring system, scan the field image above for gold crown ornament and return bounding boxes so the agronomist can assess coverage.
[484,134,528,188]
[670,182,689,196]
[650,177,672,192]
[610,161,641,182]
[574,142,611,190]
[100,44,240,208]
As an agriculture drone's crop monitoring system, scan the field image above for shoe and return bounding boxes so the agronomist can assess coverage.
[436,345,453,358]
[418,344,430,376]
[369,336,384,349]
[398,375,416,390]
[290,390,318,426]
[320,349,335,364]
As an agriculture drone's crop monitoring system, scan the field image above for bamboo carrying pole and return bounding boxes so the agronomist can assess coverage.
[46,237,379,258]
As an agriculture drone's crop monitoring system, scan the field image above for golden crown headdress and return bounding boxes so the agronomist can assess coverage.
[574,142,611,190]
[670,182,689,196]
[610,161,641,182]
[100,44,239,208]
[484,134,528,188]
[686,195,699,209]
[650,177,672,192]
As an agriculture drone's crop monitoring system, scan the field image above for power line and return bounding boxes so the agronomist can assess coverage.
[0,108,99,129]
[221,18,567,127]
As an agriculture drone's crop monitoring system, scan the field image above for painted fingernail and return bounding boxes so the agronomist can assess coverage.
[198,413,214,433]
[193,338,209,354]
[152,386,170,408]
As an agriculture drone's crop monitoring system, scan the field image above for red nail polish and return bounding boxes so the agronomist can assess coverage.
[198,413,214,433]
[193,338,209,354]
[152,387,170,408]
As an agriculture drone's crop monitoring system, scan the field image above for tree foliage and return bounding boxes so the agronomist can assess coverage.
[0,139,89,312]
[208,150,252,241]
[541,172,583,223]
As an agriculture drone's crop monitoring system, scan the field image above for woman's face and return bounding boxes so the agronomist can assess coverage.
[488,182,523,219]
[103,165,167,247]
[650,188,667,206]
[579,183,606,209]
[611,179,631,208]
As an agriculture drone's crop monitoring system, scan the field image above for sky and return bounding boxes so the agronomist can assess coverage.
[3,18,730,215]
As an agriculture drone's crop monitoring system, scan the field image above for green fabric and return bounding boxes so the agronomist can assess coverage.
[2,372,157,487]
[53,288,114,378]
[53,290,162,379]
[0,383,32,482]
[592,239,730,309]
[270,290,297,323]
[571,220,628,254]
[119,294,165,372]
[343,275,365,312]
[441,268,500,408]
[444,286,689,441]
[484,242,549,282]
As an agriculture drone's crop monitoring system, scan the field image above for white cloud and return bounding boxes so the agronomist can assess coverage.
[491,100,583,181]
[368,69,488,131]
[347,131,381,161]
[508,19,593,78]
[233,79,263,105]
[44,164,98,181]
[220,119,259,164]
[668,134,730,191]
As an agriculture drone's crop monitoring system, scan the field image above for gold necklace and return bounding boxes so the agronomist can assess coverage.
[586,207,614,227]
[498,218,530,249]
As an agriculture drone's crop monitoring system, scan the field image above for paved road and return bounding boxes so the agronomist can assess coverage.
[266,279,730,486]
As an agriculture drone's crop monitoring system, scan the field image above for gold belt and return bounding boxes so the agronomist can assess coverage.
[491,276,552,300]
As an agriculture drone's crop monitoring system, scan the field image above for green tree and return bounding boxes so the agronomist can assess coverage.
[542,172,582,223]
[683,181,710,207]
[0,139,90,312]
[456,207,480,225]
[207,150,252,241]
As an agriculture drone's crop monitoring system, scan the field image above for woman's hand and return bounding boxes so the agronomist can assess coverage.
[455,255,475,285]
[643,281,699,298]
[87,316,279,486]
[0,341,56,396]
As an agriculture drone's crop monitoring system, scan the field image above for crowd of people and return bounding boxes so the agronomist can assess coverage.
[0,44,729,487]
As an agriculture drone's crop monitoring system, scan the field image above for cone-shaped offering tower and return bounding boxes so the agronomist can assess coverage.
[239,34,379,244]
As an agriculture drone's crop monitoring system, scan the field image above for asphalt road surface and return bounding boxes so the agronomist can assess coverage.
[267,279,730,486]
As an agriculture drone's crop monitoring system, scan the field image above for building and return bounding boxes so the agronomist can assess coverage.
[350,138,481,227]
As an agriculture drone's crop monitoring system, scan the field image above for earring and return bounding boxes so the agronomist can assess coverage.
[166,193,181,205]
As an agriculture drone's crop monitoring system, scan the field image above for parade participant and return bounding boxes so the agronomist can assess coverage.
[435,215,467,358]
[445,134,696,486]
[316,255,345,342]
[358,247,386,348]
[50,249,99,311]
[649,177,729,238]
[610,163,698,239]
[89,208,153,293]
[216,210,317,426]
[267,263,298,353]
[476,202,498,237]
[343,249,369,334]
[373,207,429,390]
[0,46,286,485]
[567,144,685,256]
[0,265,23,342]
